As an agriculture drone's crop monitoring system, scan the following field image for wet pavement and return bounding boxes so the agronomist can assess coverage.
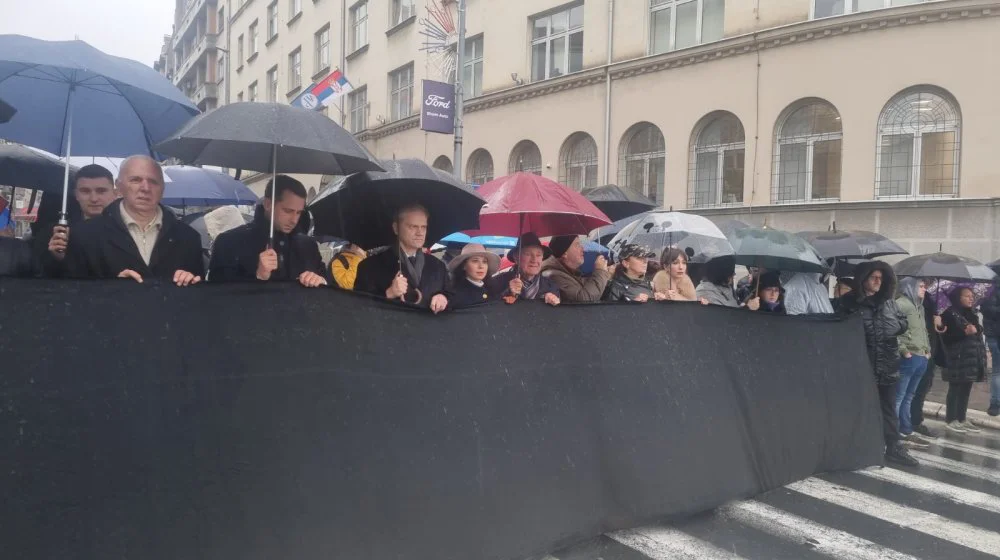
[543,419,1000,559]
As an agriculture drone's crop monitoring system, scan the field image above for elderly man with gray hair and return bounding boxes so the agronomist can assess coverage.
[66,155,204,286]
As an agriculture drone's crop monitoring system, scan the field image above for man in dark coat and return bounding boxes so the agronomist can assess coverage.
[38,164,119,277]
[354,203,450,313]
[489,233,560,305]
[837,260,916,466]
[65,156,203,285]
[209,175,326,287]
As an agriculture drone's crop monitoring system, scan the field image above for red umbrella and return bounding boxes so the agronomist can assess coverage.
[466,172,612,237]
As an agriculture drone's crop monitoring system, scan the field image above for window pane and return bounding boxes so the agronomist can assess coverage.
[570,5,584,28]
[568,32,583,73]
[891,0,923,6]
[650,7,671,54]
[813,139,842,199]
[648,156,665,204]
[919,131,957,196]
[551,10,569,35]
[702,0,725,43]
[549,36,566,77]
[722,149,745,204]
[878,134,914,197]
[856,0,884,11]
[814,0,846,18]
[694,152,719,207]
[625,159,646,196]
[533,16,549,40]
[777,143,808,202]
[473,61,483,97]
[675,1,698,50]
[531,43,547,81]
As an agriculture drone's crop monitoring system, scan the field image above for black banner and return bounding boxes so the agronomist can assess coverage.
[0,280,884,560]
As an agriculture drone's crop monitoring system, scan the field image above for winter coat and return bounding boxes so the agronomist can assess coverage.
[450,276,496,308]
[602,270,655,302]
[208,207,325,283]
[354,247,451,309]
[895,278,930,357]
[0,237,36,277]
[65,200,204,280]
[540,256,611,303]
[758,298,786,315]
[783,272,835,315]
[651,271,697,300]
[330,251,364,290]
[696,281,739,308]
[836,260,908,385]
[490,268,559,301]
[980,283,1000,339]
[940,305,987,383]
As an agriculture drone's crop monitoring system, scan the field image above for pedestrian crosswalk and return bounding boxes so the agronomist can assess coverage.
[545,420,1000,560]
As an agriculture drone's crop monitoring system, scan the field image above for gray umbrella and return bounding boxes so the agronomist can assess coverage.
[728,226,828,273]
[0,97,14,123]
[894,252,996,283]
[0,144,78,194]
[155,102,382,175]
[798,230,907,260]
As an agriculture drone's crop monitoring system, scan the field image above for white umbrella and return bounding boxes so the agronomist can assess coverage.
[608,211,733,263]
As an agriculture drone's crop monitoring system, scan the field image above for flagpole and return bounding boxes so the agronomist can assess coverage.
[452,0,466,181]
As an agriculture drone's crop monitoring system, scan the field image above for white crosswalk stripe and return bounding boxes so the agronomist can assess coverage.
[928,438,1000,462]
[786,477,1000,556]
[607,527,743,559]
[859,466,1000,515]
[718,500,919,560]
[910,450,1000,484]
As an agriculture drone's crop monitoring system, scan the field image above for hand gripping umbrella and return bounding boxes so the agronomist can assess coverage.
[156,102,383,246]
[0,35,200,225]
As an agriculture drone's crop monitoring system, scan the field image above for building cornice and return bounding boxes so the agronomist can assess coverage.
[358,114,420,141]
[690,197,1000,218]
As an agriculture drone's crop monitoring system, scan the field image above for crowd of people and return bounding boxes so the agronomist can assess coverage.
[1,156,997,467]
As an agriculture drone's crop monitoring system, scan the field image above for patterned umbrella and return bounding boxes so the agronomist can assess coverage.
[608,211,733,263]
[727,226,828,273]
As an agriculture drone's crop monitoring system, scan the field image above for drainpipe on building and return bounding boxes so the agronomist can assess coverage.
[452,0,467,181]
[225,0,231,105]
[602,0,614,186]
[340,0,347,127]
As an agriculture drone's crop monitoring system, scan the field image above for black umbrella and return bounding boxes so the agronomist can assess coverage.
[0,144,78,194]
[727,226,828,273]
[894,252,996,283]
[580,184,656,222]
[309,158,485,249]
[0,97,14,123]
[799,230,907,260]
[156,102,383,242]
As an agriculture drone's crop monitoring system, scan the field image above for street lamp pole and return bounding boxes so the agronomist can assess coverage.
[452,0,467,181]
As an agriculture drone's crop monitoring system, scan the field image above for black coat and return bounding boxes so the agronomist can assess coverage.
[940,306,987,383]
[65,200,204,280]
[602,270,654,302]
[0,237,36,277]
[837,261,907,385]
[759,299,787,315]
[208,211,325,283]
[450,276,496,308]
[489,268,560,301]
[980,285,1000,339]
[354,247,451,308]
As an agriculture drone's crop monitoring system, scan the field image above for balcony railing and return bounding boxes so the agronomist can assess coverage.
[175,0,208,45]
[173,33,218,85]
[193,82,219,105]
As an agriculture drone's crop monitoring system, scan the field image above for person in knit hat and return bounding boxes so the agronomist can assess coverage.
[540,235,611,303]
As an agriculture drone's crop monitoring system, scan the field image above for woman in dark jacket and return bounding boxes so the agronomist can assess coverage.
[602,243,661,303]
[940,287,987,433]
[447,243,500,308]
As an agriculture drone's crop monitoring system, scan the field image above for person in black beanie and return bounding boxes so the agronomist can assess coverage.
[756,271,786,314]
[540,234,611,303]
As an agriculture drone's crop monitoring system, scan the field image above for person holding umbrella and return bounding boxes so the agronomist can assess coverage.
[696,256,760,310]
[940,287,988,433]
[208,175,327,288]
[355,204,451,314]
[540,235,611,304]
[755,272,786,314]
[490,233,560,306]
[836,261,916,466]
[65,156,203,286]
[447,243,500,308]
[41,164,118,275]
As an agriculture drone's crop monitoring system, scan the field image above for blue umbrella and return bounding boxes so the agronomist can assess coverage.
[579,240,611,276]
[470,235,517,249]
[440,232,472,245]
[0,35,199,221]
[162,165,258,207]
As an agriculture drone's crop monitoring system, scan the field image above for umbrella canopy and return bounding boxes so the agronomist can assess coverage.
[580,184,657,222]
[0,144,78,194]
[440,232,472,245]
[0,35,199,157]
[608,211,733,264]
[588,212,651,246]
[0,97,14,123]
[162,165,258,207]
[798,230,907,260]
[715,218,750,237]
[310,158,484,249]
[728,226,828,273]
[155,102,382,175]
[470,235,517,249]
[469,173,611,237]
[926,279,995,312]
[893,252,996,283]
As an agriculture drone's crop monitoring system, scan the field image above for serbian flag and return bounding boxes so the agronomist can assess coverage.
[291,69,354,111]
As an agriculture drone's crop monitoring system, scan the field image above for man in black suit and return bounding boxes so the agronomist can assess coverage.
[66,155,204,286]
[208,174,327,287]
[355,204,450,313]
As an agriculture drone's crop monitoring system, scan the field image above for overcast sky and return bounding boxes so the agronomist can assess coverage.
[0,0,175,68]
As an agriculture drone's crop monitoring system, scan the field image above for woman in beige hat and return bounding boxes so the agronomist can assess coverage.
[448,243,501,308]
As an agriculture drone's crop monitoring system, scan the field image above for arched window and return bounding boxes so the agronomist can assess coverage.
[559,132,598,190]
[432,155,453,173]
[773,99,842,203]
[689,111,745,208]
[876,87,960,198]
[466,149,494,186]
[508,140,542,175]
[619,122,666,205]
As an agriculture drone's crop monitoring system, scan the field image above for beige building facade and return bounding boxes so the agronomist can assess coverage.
[206,0,1000,259]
